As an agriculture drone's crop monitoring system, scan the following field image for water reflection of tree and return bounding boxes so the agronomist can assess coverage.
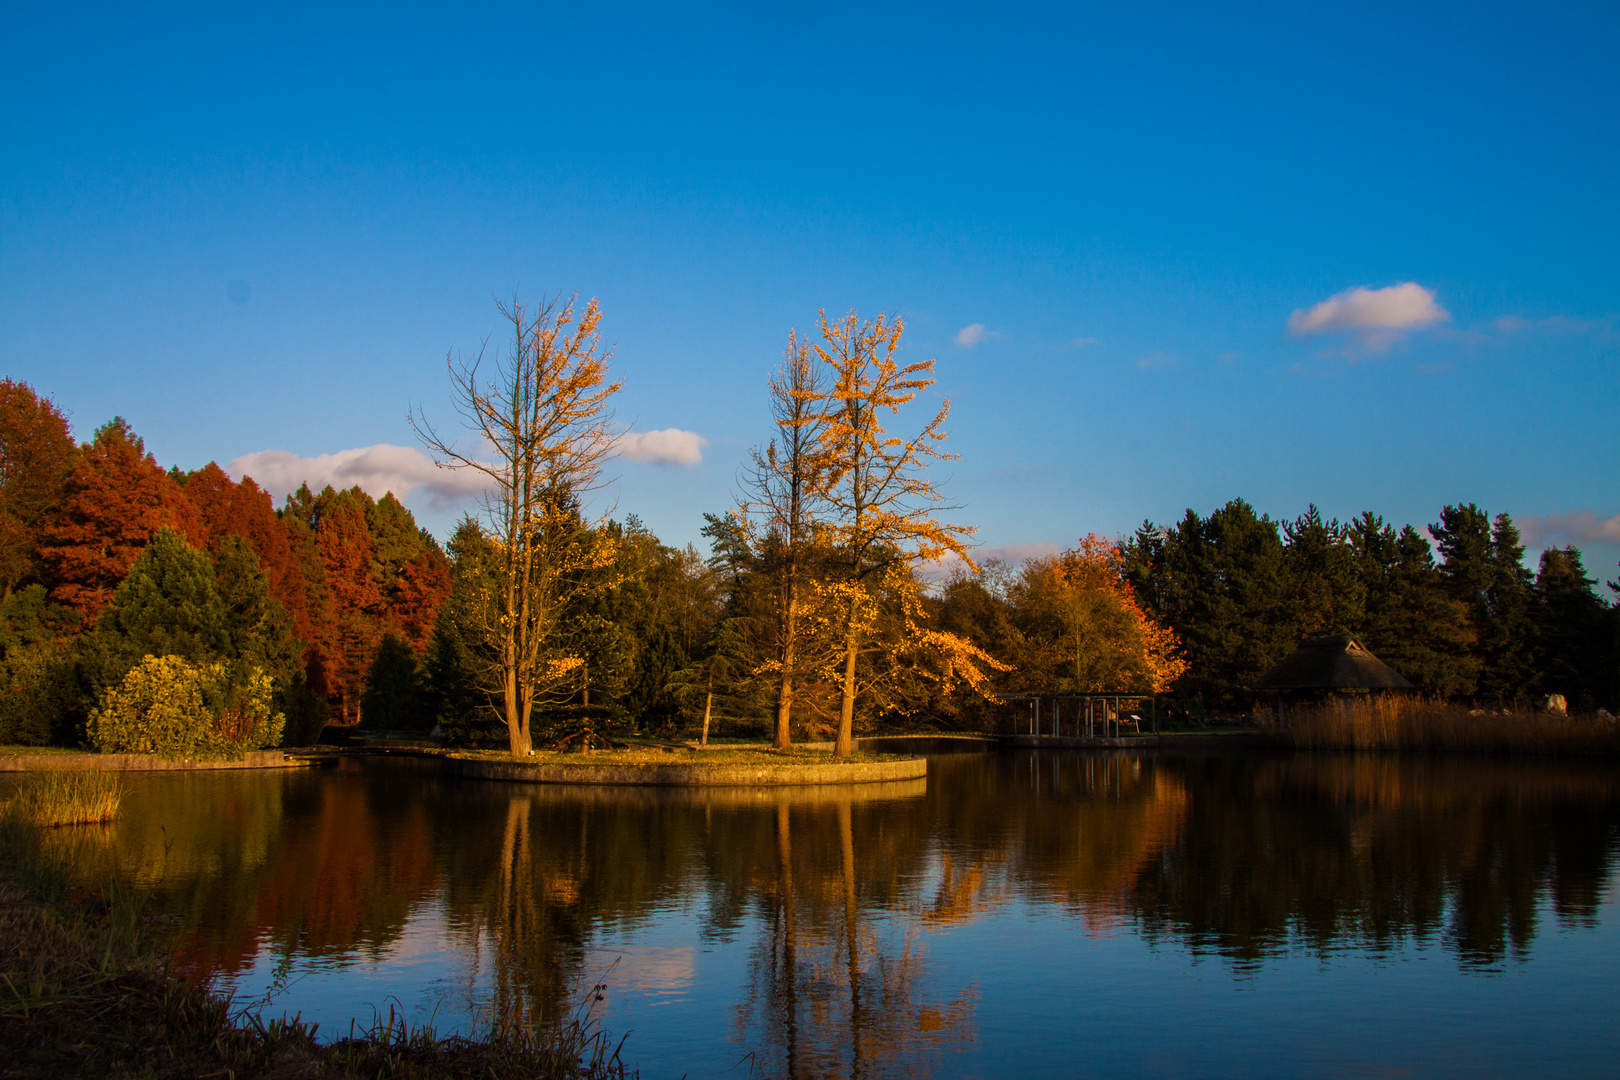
[1125,755,1620,966]
[732,798,978,1080]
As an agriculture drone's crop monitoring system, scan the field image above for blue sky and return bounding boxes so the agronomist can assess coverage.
[3,2,1617,582]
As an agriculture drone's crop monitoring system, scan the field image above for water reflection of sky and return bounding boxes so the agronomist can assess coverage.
[78,753,1620,1078]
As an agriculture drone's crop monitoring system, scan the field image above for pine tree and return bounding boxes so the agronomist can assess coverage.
[1432,505,1535,703]
[1283,505,1364,636]
[1348,513,1475,696]
[1532,546,1611,710]
[95,527,230,673]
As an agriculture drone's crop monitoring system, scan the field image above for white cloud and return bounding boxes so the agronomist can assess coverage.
[229,444,495,509]
[955,323,987,346]
[1136,351,1176,369]
[1495,315,1531,333]
[921,541,1063,582]
[1071,335,1099,348]
[1517,510,1620,550]
[1287,283,1450,350]
[615,428,706,466]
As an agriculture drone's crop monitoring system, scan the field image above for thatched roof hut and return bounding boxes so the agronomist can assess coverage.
[1255,635,1413,692]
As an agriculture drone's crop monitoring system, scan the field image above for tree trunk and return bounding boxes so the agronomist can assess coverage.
[835,614,859,757]
[701,691,713,746]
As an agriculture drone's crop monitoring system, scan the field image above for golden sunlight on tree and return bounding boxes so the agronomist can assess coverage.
[740,330,832,749]
[412,295,622,756]
[813,310,998,756]
[1020,535,1187,694]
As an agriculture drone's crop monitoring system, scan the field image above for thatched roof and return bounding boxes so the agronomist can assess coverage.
[1255,635,1413,691]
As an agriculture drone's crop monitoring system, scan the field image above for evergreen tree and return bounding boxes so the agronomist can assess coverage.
[97,527,230,667]
[1348,513,1476,696]
[1533,546,1612,710]
[360,632,432,731]
[214,534,297,678]
[1282,506,1364,636]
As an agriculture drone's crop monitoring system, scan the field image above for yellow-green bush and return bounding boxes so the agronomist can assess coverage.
[88,655,284,760]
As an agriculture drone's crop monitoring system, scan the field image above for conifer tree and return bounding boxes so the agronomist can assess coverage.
[0,380,76,600]
[1532,546,1611,710]
[42,418,199,620]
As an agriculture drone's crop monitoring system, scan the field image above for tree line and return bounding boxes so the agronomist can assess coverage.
[1,300,1613,753]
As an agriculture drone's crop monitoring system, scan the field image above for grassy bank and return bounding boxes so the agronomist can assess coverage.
[0,822,635,1079]
[1276,696,1620,756]
[452,745,903,766]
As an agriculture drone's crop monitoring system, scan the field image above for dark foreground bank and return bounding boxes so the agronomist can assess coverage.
[0,822,635,1080]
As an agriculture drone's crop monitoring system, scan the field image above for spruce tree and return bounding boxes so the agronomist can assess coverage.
[1533,546,1611,710]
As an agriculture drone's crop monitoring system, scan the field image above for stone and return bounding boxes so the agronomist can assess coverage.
[1538,694,1568,715]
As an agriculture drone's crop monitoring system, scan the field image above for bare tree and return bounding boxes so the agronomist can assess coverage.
[412,295,620,755]
[740,331,832,749]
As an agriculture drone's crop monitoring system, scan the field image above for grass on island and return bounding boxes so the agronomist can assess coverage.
[1,771,125,828]
[451,745,905,766]
[1274,695,1620,756]
[0,820,635,1079]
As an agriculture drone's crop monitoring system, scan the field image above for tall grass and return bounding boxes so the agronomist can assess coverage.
[1,770,125,827]
[1275,695,1620,757]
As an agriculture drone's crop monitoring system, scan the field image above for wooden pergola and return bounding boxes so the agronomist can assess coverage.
[997,693,1159,738]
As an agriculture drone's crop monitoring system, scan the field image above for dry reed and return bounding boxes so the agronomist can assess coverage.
[1,771,125,827]
[1275,695,1620,757]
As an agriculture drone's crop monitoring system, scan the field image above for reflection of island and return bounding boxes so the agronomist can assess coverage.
[92,750,1620,1070]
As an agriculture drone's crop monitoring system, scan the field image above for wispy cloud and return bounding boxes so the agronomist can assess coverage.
[229,445,493,510]
[1071,335,1099,348]
[1136,351,1176,369]
[614,428,707,466]
[1518,510,1620,550]
[954,323,1004,347]
[921,541,1064,582]
[1288,283,1450,351]
[231,427,709,509]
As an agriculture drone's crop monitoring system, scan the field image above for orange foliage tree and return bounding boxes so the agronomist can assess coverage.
[813,310,995,756]
[41,418,199,621]
[1020,535,1187,694]
[0,380,76,600]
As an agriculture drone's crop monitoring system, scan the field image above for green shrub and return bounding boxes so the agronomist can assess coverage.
[87,655,284,760]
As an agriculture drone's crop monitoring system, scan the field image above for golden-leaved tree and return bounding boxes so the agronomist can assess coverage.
[813,310,1004,756]
[739,330,836,748]
[413,296,621,756]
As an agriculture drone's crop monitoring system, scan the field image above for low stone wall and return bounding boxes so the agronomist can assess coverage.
[443,754,928,787]
[0,750,297,772]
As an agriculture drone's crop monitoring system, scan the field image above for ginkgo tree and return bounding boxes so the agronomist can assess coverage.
[413,295,621,756]
[813,310,1003,756]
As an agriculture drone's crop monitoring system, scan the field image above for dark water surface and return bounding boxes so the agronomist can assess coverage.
[31,748,1620,1078]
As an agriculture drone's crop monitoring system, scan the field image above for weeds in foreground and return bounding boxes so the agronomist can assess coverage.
[0,819,635,1079]
[1274,695,1620,756]
[1,771,125,827]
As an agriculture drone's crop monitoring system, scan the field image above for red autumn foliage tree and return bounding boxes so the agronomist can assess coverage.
[41,418,200,621]
[181,462,310,640]
[0,380,77,600]
[312,489,385,721]
[389,547,452,656]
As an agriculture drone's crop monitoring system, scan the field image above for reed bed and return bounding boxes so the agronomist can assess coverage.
[1276,695,1620,757]
[1,771,125,827]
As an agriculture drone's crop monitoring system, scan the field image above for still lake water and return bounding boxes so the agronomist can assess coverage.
[32,747,1620,1078]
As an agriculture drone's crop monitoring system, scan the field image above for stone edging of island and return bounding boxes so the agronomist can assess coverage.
[442,753,928,787]
[0,750,297,772]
